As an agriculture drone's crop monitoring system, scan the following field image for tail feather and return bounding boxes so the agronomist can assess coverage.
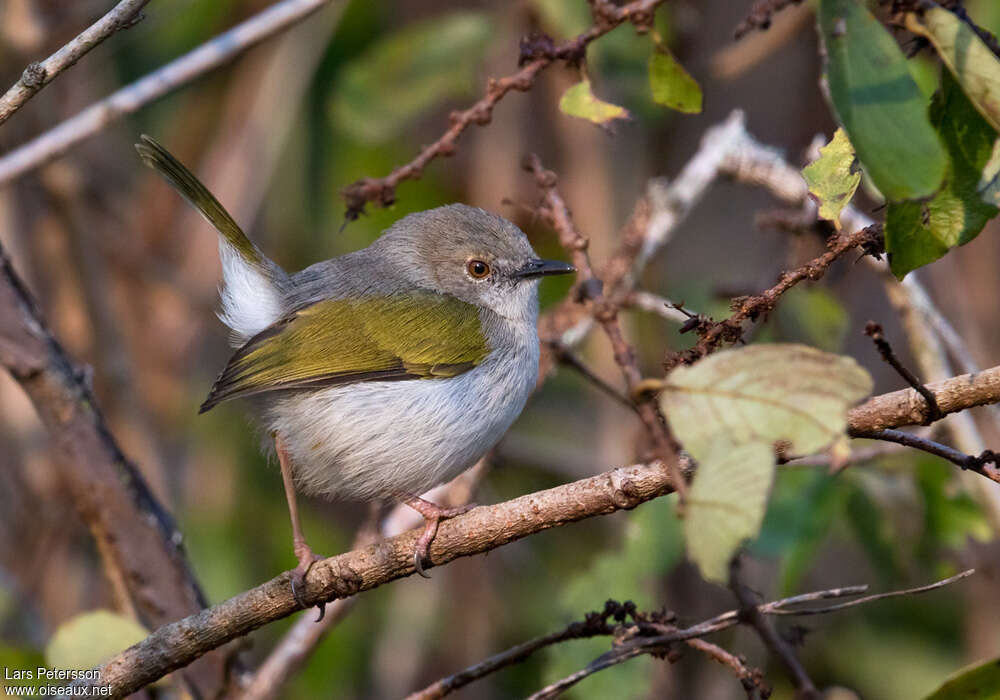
[136,135,287,342]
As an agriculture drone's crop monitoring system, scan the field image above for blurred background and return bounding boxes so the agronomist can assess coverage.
[2,0,1000,698]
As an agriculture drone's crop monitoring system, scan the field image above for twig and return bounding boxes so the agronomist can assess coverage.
[665,223,883,369]
[0,0,342,187]
[523,154,684,492]
[406,608,616,700]
[0,0,151,125]
[766,568,975,616]
[622,290,691,324]
[0,241,230,696]
[865,321,942,424]
[70,365,1000,697]
[730,558,819,700]
[528,570,970,699]
[684,638,768,699]
[554,344,637,411]
[858,429,1000,485]
[536,112,749,379]
[340,0,666,219]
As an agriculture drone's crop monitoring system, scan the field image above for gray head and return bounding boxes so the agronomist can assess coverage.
[372,204,574,321]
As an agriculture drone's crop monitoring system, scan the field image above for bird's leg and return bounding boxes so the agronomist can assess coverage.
[275,434,325,617]
[402,495,476,578]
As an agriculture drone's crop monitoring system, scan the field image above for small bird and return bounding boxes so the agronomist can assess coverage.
[135,136,574,597]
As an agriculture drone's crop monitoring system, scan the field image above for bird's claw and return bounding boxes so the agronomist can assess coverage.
[289,545,326,621]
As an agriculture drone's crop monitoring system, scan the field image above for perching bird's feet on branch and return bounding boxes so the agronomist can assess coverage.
[289,538,326,620]
[404,496,476,578]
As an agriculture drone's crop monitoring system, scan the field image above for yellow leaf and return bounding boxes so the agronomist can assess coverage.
[558,80,630,125]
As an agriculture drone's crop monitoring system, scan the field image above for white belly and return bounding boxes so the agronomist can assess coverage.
[264,340,538,501]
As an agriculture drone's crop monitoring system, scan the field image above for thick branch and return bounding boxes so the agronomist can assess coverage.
[0,0,150,125]
[0,245,228,695]
[0,0,340,187]
[74,462,676,697]
[848,365,1000,434]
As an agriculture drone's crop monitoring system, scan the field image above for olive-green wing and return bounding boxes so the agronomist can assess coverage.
[199,292,489,412]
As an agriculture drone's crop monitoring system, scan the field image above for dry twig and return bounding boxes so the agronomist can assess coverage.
[340,0,666,219]
[0,0,151,125]
[0,0,343,187]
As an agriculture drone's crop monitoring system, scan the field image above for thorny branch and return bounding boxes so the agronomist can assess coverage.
[340,0,666,219]
[0,0,151,125]
[663,223,885,370]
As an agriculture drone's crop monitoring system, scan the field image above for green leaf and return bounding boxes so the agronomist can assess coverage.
[802,128,862,226]
[923,657,1000,700]
[660,343,872,582]
[45,610,148,672]
[818,0,947,200]
[558,79,630,125]
[648,49,702,114]
[684,441,775,582]
[330,12,491,143]
[906,6,1000,133]
[885,70,1000,277]
[660,344,873,460]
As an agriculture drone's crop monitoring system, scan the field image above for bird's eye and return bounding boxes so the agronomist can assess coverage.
[467,259,491,279]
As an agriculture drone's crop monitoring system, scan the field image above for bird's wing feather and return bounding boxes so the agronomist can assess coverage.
[200,292,490,412]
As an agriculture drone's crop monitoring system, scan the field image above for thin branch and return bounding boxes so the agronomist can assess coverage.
[0,0,342,187]
[734,0,807,39]
[0,242,230,696]
[665,222,883,369]
[859,429,1000,485]
[536,112,749,378]
[766,568,975,616]
[865,321,942,424]
[553,344,637,411]
[523,154,684,492]
[406,610,616,700]
[0,0,151,125]
[340,0,666,219]
[528,570,970,699]
[683,638,768,699]
[622,290,692,324]
[730,558,819,700]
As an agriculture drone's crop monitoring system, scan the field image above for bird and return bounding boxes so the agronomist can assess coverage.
[135,135,574,601]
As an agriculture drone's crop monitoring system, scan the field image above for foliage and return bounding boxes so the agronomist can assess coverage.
[660,344,872,581]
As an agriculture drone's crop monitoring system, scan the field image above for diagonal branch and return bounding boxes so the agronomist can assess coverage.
[340,0,667,219]
[0,0,151,125]
[0,0,343,187]
[66,364,1000,697]
[0,242,230,696]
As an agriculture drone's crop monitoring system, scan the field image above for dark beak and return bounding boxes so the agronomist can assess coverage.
[514,258,575,280]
